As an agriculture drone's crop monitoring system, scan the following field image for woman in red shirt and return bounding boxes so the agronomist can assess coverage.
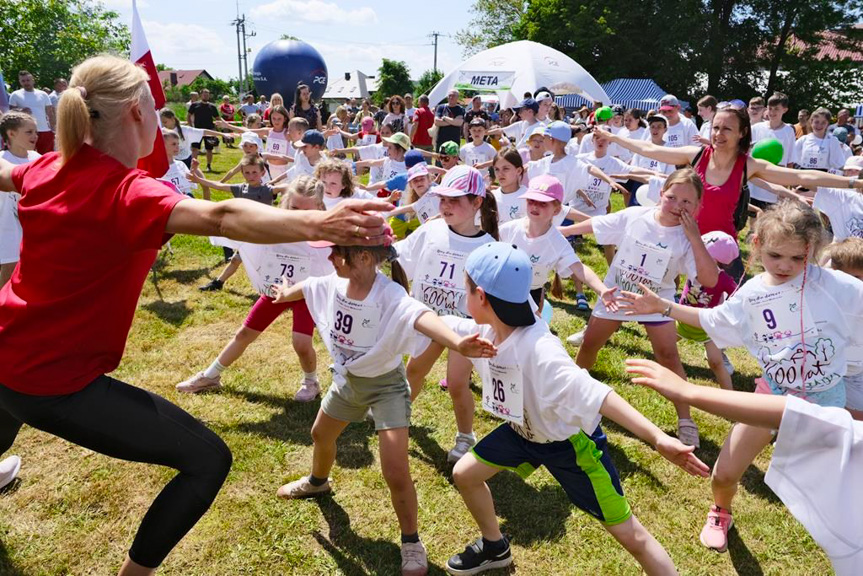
[599,106,863,280]
[0,55,391,576]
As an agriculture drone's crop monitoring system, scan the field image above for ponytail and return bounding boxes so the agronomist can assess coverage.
[550,272,564,299]
[390,260,410,291]
[57,86,90,161]
[479,193,499,240]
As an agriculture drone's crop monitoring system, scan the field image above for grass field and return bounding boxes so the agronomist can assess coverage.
[0,146,830,575]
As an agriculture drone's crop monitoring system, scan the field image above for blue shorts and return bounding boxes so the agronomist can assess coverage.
[758,374,847,408]
[472,423,632,526]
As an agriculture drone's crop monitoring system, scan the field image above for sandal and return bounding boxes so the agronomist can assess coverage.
[575,293,590,311]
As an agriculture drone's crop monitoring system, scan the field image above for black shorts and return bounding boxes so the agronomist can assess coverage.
[192,136,220,151]
[750,198,775,211]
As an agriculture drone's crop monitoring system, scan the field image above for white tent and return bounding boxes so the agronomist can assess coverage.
[427,40,610,108]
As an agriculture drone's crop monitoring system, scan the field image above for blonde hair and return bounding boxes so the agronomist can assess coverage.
[161,128,180,141]
[824,237,863,272]
[753,200,828,260]
[278,175,325,210]
[0,111,37,143]
[662,167,704,200]
[314,158,355,198]
[58,55,151,162]
[269,93,284,109]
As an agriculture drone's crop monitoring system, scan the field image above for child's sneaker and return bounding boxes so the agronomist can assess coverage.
[199,279,223,292]
[677,418,700,448]
[176,372,222,393]
[293,379,320,402]
[439,378,449,391]
[566,328,586,347]
[447,433,476,463]
[401,540,428,576]
[575,293,590,311]
[0,455,21,490]
[700,505,733,552]
[446,536,512,575]
[277,476,331,499]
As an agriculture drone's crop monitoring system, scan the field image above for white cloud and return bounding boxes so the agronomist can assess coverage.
[99,0,148,9]
[251,0,377,26]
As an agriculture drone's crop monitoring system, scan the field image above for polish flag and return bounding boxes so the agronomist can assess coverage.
[131,0,169,178]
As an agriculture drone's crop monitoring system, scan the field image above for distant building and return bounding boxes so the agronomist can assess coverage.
[158,69,214,88]
[323,71,379,102]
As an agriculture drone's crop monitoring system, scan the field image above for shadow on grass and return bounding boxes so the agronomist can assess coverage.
[157,266,215,285]
[0,539,30,576]
[409,425,453,480]
[490,471,572,545]
[728,525,765,576]
[313,495,448,575]
[140,299,192,327]
[225,388,375,469]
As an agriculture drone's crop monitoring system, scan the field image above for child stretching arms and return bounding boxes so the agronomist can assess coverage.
[442,242,708,575]
[175,176,334,399]
[621,200,863,553]
[271,233,497,576]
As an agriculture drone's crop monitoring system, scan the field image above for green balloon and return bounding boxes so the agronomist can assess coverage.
[595,106,613,121]
[751,138,784,165]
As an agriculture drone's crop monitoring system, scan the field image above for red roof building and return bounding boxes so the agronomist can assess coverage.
[157,69,214,88]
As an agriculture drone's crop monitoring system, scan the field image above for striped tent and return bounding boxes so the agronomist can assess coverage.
[556,78,687,111]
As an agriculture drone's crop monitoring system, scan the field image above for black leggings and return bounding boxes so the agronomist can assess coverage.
[0,376,232,568]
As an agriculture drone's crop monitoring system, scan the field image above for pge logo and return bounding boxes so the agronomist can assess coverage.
[313,76,327,84]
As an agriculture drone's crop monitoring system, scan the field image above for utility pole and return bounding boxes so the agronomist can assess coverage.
[429,31,442,74]
[241,18,255,96]
[232,15,245,96]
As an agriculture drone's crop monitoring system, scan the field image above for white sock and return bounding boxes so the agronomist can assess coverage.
[457,432,476,443]
[203,360,227,380]
[303,370,318,382]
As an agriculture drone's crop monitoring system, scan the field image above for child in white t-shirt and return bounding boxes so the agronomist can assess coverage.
[387,163,440,238]
[219,107,299,180]
[812,157,863,241]
[269,231,496,576]
[489,147,528,223]
[459,118,496,180]
[393,166,499,463]
[159,108,219,168]
[314,158,376,211]
[631,115,675,179]
[749,93,798,207]
[336,123,395,184]
[621,200,863,554]
[498,175,614,314]
[175,176,334,400]
[442,242,708,575]
[0,112,40,287]
[793,108,845,172]
[561,168,719,448]
[159,129,198,197]
[627,358,863,576]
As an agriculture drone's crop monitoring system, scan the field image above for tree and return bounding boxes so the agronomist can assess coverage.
[0,0,129,88]
[375,59,413,105]
[414,69,444,98]
[455,0,528,56]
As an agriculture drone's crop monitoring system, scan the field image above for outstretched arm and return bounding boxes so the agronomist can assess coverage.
[748,156,863,191]
[598,126,699,166]
[558,218,594,237]
[414,311,497,358]
[0,158,15,192]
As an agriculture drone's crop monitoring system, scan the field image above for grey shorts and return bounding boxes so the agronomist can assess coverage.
[321,365,411,430]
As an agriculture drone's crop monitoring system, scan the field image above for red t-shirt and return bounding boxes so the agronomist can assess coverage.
[412,106,435,146]
[2,145,185,395]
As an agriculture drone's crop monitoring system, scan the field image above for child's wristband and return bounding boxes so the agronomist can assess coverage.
[662,301,673,317]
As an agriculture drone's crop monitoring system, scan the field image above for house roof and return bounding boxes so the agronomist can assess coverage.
[322,71,378,100]
[788,27,863,62]
[157,69,212,87]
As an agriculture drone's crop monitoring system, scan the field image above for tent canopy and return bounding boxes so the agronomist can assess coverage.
[323,70,378,101]
[556,78,687,111]
[427,41,609,109]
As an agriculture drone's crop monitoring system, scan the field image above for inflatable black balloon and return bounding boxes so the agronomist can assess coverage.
[252,39,328,107]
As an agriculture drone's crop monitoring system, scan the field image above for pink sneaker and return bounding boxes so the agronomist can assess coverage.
[700,505,733,552]
[439,378,448,391]
[293,379,320,402]
[176,372,222,393]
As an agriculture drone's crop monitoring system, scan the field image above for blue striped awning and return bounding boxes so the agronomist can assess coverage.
[555,78,687,112]
[854,104,863,117]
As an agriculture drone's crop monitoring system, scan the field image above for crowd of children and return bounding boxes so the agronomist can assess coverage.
[2,82,863,576]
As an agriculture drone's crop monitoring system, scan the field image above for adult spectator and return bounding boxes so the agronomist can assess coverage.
[0,53,392,576]
[794,109,811,139]
[747,97,765,126]
[263,93,285,123]
[239,94,259,119]
[353,99,373,125]
[9,71,55,154]
[434,89,465,150]
[373,98,389,127]
[48,78,67,109]
[828,108,851,135]
[188,88,220,171]
[185,91,199,113]
[403,93,416,135]
[463,95,490,140]
[383,95,408,134]
[411,94,435,150]
[289,83,321,130]
[218,96,236,148]
[346,97,359,116]
[258,94,268,110]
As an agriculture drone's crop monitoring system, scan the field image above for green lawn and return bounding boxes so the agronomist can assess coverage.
[0,147,829,575]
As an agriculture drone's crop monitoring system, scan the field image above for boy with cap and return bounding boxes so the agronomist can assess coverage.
[358,132,410,187]
[287,129,327,181]
[437,141,461,171]
[641,95,697,148]
[488,98,541,148]
[442,242,709,575]
[460,118,497,180]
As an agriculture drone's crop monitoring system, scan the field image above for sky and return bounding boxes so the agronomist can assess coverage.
[105,0,469,83]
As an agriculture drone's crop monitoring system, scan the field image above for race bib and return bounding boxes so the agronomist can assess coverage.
[613,238,671,293]
[413,194,440,224]
[163,164,192,194]
[747,286,832,390]
[258,252,311,296]
[266,136,287,155]
[416,248,468,316]
[480,360,524,426]
[331,292,381,354]
[584,176,611,207]
[803,142,827,169]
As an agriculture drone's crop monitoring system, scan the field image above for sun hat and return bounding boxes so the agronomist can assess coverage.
[521,174,563,203]
[465,242,535,327]
[240,131,264,150]
[701,231,739,265]
[404,149,425,168]
[383,132,411,151]
[843,156,863,172]
[513,98,539,114]
[432,165,486,198]
[407,163,429,181]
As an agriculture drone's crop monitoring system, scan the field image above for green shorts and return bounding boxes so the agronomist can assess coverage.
[677,321,710,343]
[321,365,411,430]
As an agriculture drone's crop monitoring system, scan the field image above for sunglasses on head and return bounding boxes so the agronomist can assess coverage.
[717,101,746,111]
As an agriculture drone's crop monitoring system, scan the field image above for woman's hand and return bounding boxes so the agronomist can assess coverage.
[618,283,666,315]
[456,333,498,359]
[316,200,396,246]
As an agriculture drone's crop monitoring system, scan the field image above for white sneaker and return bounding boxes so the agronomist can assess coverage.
[293,379,320,402]
[447,433,476,463]
[176,372,222,393]
[401,540,428,576]
[277,476,332,499]
[0,455,21,490]
[566,328,586,347]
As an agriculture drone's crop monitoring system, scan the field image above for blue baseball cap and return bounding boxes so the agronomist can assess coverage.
[465,242,535,326]
[544,120,572,143]
[404,149,425,169]
[294,129,325,148]
[513,98,539,114]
